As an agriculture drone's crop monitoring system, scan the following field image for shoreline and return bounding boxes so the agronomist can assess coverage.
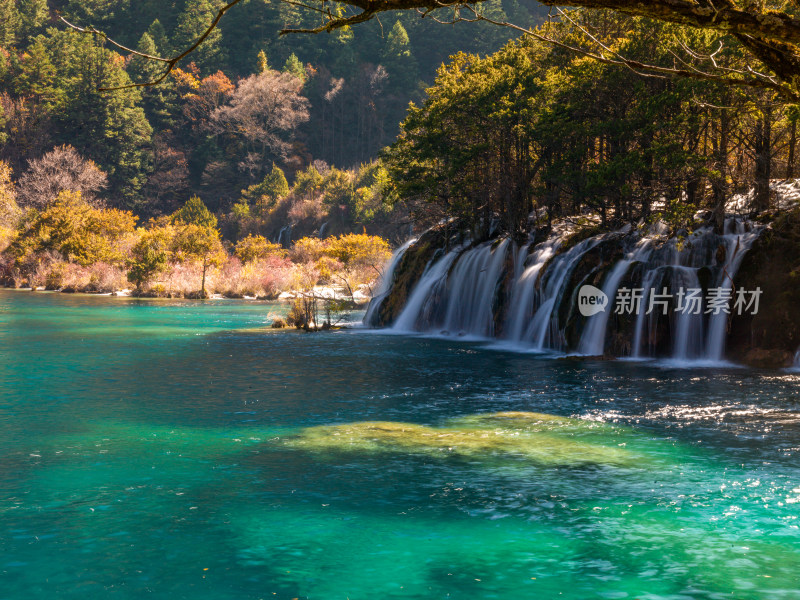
[0,285,373,305]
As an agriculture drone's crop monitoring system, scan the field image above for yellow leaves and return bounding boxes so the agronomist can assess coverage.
[234,234,287,263]
[0,160,19,229]
[13,190,138,267]
[314,255,343,281]
[291,234,391,271]
[291,236,328,263]
[173,67,200,91]
[325,233,391,268]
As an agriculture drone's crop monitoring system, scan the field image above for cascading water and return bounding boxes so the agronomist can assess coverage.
[391,249,462,333]
[704,219,761,361]
[276,225,294,248]
[438,239,510,337]
[671,267,704,360]
[526,237,601,350]
[391,239,511,337]
[578,238,652,356]
[366,215,764,363]
[503,238,560,344]
[363,238,417,326]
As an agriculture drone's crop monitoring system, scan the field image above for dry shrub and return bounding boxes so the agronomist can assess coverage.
[156,255,295,299]
[253,255,295,298]
[161,262,204,297]
[25,259,127,292]
[287,194,326,223]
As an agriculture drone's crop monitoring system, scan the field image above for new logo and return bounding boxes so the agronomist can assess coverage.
[578,285,608,317]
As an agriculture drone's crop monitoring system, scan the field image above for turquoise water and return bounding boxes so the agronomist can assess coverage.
[1,289,800,600]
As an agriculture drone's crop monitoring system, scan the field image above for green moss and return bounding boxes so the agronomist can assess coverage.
[286,411,639,467]
[558,224,606,253]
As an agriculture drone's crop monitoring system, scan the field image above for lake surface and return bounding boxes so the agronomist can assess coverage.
[1,289,799,599]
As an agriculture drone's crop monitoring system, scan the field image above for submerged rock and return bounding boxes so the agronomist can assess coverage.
[286,411,638,468]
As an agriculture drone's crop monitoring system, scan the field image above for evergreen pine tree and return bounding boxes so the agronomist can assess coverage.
[0,0,20,47]
[17,0,49,42]
[129,32,177,129]
[173,0,226,73]
[282,53,305,83]
[146,19,170,56]
[381,20,419,91]
[59,37,153,209]
[15,40,58,106]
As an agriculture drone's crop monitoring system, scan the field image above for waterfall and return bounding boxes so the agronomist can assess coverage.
[704,220,761,361]
[392,240,511,337]
[503,238,560,343]
[277,225,294,248]
[578,239,652,356]
[526,237,601,350]
[369,215,763,363]
[671,267,704,360]
[363,238,417,326]
[391,249,461,332]
[439,239,511,337]
[631,268,663,359]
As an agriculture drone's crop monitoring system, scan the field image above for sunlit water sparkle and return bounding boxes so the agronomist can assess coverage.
[1,290,799,599]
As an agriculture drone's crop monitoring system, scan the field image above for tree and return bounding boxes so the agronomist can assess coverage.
[174,0,227,73]
[10,190,137,267]
[171,195,218,229]
[283,53,306,82]
[0,0,20,47]
[17,145,108,209]
[211,69,309,166]
[50,33,153,209]
[0,160,18,228]
[127,224,174,290]
[17,0,48,43]
[172,222,224,297]
[146,19,170,56]
[241,164,290,214]
[15,40,58,107]
[87,1,800,103]
[257,49,270,73]
[381,20,419,91]
[129,33,178,129]
[234,234,286,262]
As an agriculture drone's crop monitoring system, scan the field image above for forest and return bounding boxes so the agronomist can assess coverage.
[385,10,799,239]
[0,0,798,299]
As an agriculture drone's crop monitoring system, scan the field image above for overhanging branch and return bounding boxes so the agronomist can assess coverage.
[60,0,246,91]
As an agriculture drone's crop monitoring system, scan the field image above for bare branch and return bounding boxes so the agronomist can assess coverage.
[460,5,799,100]
[536,0,800,47]
[280,8,378,34]
[60,0,246,91]
[60,0,800,100]
[59,16,171,63]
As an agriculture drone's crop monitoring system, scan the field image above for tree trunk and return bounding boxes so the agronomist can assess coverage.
[201,258,208,299]
[754,108,772,212]
[788,118,796,179]
[711,107,729,233]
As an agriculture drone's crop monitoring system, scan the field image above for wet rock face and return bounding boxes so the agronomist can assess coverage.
[367,213,800,366]
[730,208,800,367]
[366,225,454,327]
[559,234,626,350]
